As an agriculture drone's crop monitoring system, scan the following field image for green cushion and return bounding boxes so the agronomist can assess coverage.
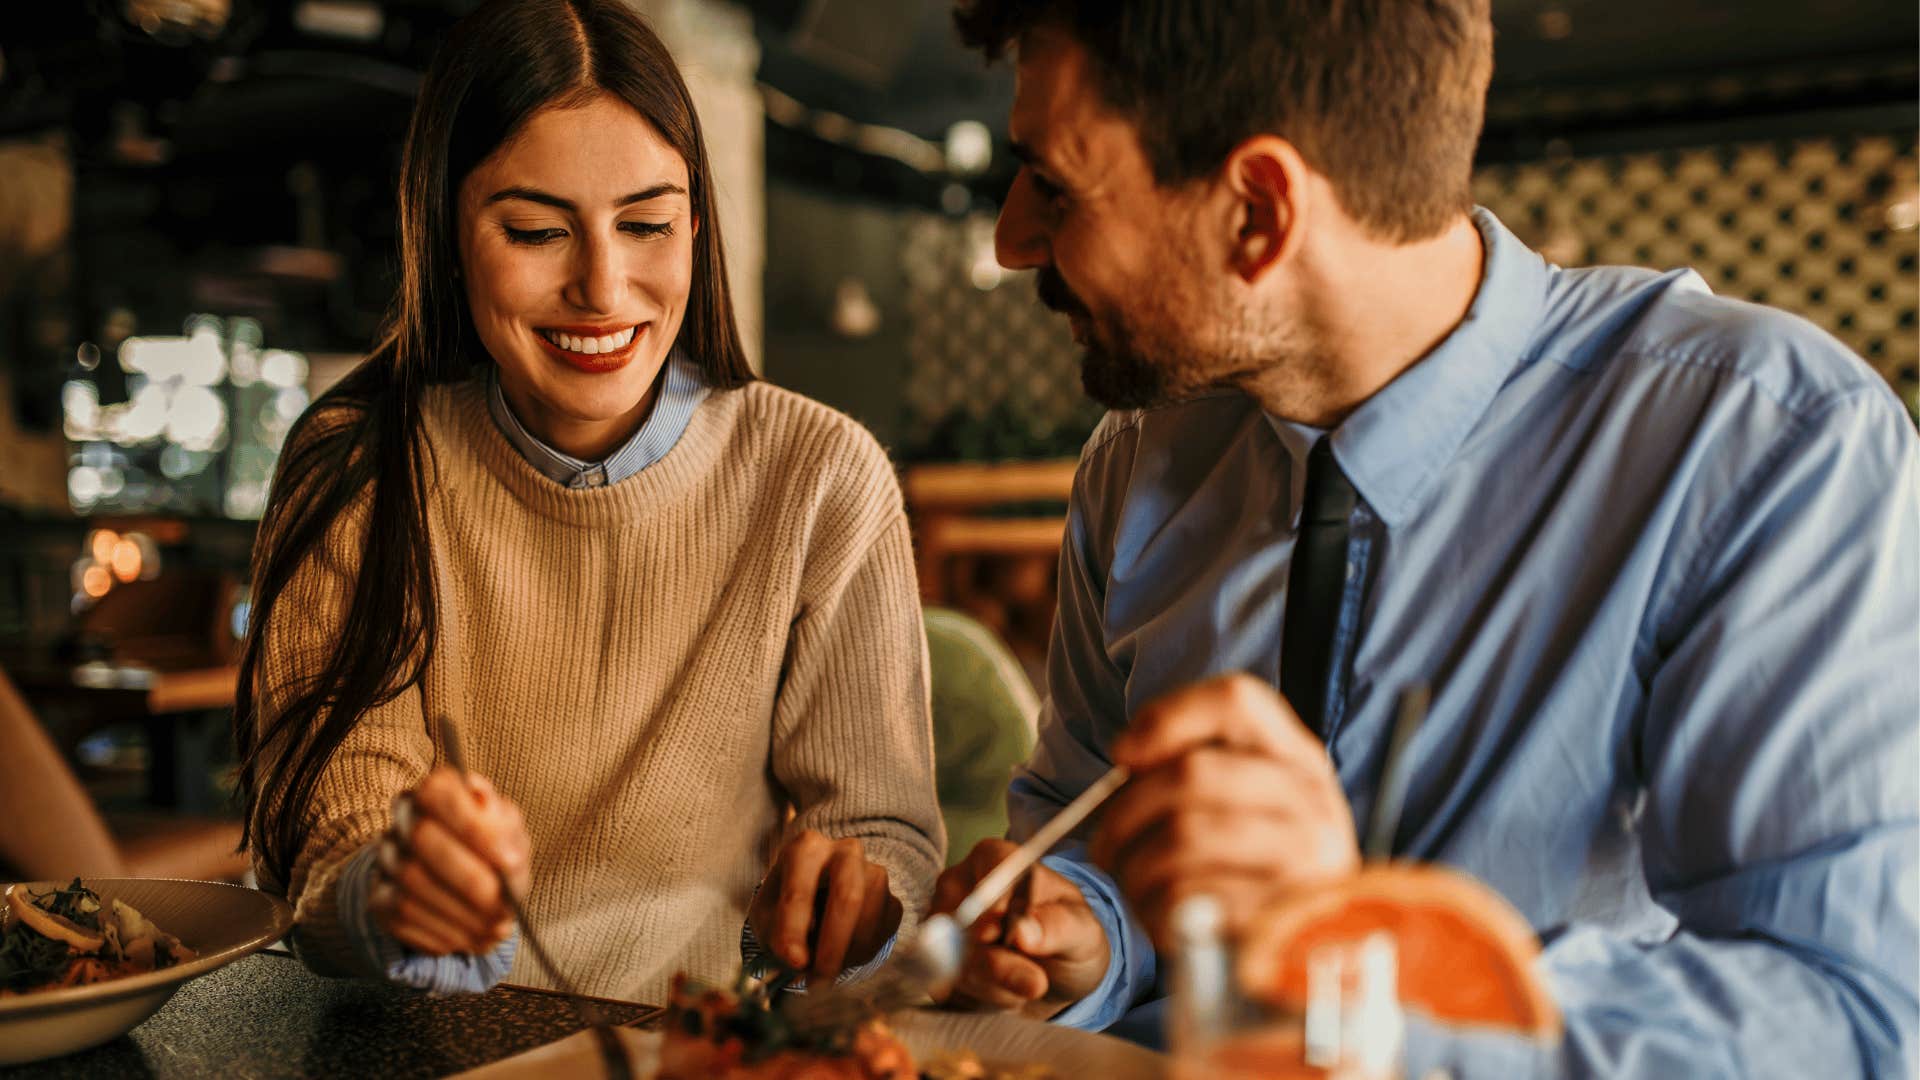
[924,608,1039,866]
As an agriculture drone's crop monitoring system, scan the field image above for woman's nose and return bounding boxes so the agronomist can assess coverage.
[567,235,627,314]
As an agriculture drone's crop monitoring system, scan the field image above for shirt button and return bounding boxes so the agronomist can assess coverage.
[1345,561,1358,582]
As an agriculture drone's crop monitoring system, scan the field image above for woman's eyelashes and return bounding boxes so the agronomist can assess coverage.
[501,221,675,246]
[502,225,565,245]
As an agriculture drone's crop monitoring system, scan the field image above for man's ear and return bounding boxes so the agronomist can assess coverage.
[1224,135,1311,284]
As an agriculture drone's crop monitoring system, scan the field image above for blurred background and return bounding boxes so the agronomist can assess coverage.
[0,1,1913,864]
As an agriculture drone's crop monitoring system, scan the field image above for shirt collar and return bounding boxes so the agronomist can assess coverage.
[486,351,711,489]
[1266,416,1324,529]
[1298,207,1551,528]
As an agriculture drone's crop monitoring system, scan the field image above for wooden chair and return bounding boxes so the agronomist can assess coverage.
[903,459,1076,672]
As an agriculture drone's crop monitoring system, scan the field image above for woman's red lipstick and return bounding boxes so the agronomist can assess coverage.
[536,324,646,373]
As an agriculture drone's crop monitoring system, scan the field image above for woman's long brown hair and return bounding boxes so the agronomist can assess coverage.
[233,0,754,883]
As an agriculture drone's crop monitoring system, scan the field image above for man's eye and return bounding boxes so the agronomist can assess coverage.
[1029,171,1067,205]
[503,226,566,245]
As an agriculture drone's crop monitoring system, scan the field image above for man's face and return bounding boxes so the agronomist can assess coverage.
[997,25,1277,409]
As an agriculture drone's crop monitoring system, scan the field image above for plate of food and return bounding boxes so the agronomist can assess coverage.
[0,877,294,1065]
[459,973,1167,1079]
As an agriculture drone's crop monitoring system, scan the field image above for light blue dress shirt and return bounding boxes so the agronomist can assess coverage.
[1018,209,1919,1076]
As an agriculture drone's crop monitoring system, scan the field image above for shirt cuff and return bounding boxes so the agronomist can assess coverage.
[1400,1011,1557,1079]
[1040,852,1156,1031]
[334,840,518,995]
[739,889,900,990]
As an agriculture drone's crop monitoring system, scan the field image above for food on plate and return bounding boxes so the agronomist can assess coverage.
[1236,862,1561,1038]
[657,973,914,1079]
[655,974,1058,1080]
[0,879,196,996]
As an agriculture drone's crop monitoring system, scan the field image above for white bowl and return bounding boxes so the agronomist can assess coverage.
[0,877,294,1065]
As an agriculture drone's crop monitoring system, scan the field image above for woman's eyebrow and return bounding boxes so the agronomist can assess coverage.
[484,183,688,210]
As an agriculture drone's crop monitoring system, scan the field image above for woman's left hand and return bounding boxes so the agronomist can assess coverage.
[749,829,903,984]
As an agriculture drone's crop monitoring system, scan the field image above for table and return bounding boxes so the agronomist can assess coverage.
[1,950,660,1079]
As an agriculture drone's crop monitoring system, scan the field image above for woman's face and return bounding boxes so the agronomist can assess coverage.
[456,92,697,460]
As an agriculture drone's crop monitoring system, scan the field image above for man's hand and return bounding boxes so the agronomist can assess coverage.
[927,839,1111,1019]
[1092,672,1359,951]
[370,767,531,956]
[749,830,903,984]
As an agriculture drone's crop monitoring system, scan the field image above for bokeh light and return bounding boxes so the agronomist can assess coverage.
[88,529,119,565]
[109,538,143,582]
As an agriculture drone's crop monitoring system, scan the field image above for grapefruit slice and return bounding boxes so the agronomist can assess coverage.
[1238,863,1560,1039]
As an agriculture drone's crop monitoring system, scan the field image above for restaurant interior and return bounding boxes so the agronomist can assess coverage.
[0,0,1914,1073]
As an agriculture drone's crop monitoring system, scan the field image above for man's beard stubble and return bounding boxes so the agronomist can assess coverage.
[1037,268,1175,410]
[1036,266,1323,415]
[1038,267,1258,411]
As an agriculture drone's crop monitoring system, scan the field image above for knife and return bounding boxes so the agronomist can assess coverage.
[781,764,1132,1033]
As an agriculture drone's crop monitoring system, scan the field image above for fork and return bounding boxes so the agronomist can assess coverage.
[433,714,632,1080]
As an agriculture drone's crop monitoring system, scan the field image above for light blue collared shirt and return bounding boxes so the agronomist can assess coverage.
[1021,209,1918,1076]
[485,350,710,488]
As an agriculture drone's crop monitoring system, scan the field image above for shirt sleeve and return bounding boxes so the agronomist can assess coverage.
[768,511,946,949]
[1007,452,1162,1031]
[330,840,518,995]
[1403,389,1919,1078]
[739,895,896,989]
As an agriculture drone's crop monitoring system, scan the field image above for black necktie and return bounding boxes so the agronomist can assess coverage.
[1281,439,1357,738]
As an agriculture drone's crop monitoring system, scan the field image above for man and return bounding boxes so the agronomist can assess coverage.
[930,1,1919,1075]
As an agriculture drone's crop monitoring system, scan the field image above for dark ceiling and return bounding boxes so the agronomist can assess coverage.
[746,0,1919,141]
[4,0,1914,157]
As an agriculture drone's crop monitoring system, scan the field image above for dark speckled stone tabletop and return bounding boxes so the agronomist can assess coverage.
[1,949,660,1079]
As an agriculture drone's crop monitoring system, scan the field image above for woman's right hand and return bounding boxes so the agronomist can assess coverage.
[369,766,532,956]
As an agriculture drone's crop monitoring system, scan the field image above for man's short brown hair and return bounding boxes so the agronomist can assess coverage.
[956,0,1494,242]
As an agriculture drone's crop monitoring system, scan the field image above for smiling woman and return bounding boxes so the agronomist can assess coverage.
[231,0,943,1005]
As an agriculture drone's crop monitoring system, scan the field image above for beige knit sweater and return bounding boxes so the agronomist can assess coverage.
[254,378,945,1003]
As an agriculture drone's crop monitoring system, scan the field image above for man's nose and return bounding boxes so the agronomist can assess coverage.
[994,169,1050,272]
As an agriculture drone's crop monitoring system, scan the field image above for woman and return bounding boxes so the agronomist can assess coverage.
[234,0,942,1003]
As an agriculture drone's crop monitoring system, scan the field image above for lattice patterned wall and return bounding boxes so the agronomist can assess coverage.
[900,132,1920,460]
[900,214,1103,459]
[1474,134,1918,410]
